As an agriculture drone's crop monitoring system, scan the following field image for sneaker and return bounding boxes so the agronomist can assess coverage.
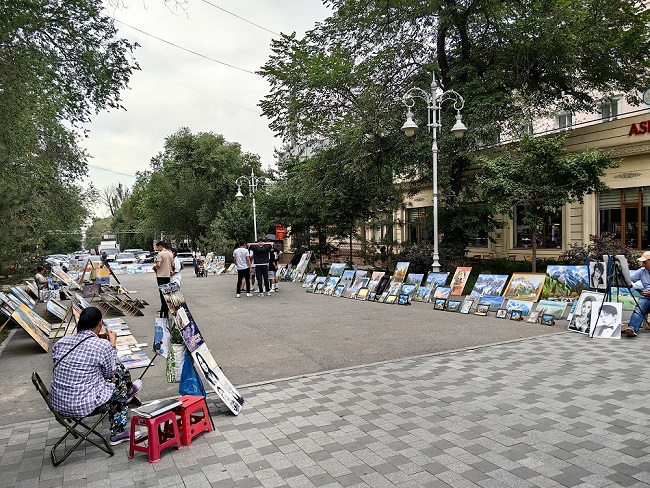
[259,293,264,297]
[267,292,272,296]
[236,294,240,298]
[622,326,638,337]
[109,429,142,446]
[126,379,142,402]
[246,293,252,297]
[269,289,274,293]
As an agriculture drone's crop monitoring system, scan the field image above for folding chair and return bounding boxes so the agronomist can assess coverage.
[32,372,114,466]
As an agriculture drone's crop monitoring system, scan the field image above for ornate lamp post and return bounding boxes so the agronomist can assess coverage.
[235,168,266,241]
[401,72,467,271]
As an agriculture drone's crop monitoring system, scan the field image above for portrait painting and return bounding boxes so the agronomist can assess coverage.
[450,267,472,296]
[567,291,605,334]
[590,302,622,339]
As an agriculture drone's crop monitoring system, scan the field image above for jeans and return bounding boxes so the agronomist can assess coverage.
[237,269,250,294]
[255,265,269,293]
[628,296,650,332]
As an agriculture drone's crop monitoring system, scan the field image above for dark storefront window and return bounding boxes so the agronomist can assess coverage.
[598,188,650,249]
[513,206,562,249]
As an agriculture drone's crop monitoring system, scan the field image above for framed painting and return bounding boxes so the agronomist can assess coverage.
[567,291,605,334]
[385,295,397,304]
[392,262,410,283]
[433,298,447,310]
[469,274,509,299]
[526,311,540,323]
[404,273,424,286]
[400,284,417,299]
[510,310,524,321]
[540,314,555,326]
[495,309,508,319]
[474,303,490,316]
[340,270,356,285]
[450,267,472,296]
[375,276,391,297]
[397,294,409,305]
[425,272,449,287]
[302,274,317,288]
[459,297,475,314]
[588,262,607,291]
[333,284,346,297]
[479,295,505,312]
[328,263,346,277]
[357,288,369,300]
[505,300,533,316]
[535,300,568,319]
[368,292,377,301]
[314,282,325,294]
[542,265,589,299]
[446,300,461,312]
[433,286,452,300]
[323,277,340,295]
[503,273,546,302]
[413,286,432,303]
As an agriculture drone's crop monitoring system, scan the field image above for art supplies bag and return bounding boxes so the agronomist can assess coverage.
[165,343,186,383]
[178,349,204,395]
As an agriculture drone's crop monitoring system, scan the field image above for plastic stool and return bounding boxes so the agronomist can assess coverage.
[128,410,182,463]
[175,395,213,446]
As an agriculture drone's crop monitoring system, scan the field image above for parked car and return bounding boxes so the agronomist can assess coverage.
[177,252,194,266]
[142,251,158,264]
[124,249,148,261]
[100,248,120,262]
[114,252,138,265]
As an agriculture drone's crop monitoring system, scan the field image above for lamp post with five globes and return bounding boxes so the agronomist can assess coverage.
[401,72,467,271]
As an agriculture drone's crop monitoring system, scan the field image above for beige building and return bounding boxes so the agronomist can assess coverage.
[381,102,650,260]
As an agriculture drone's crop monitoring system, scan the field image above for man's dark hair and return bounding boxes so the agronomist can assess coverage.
[77,306,103,331]
[36,266,45,273]
[593,262,604,273]
[601,304,617,316]
[156,241,166,248]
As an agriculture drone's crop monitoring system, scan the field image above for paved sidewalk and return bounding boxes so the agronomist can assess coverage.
[2,332,650,487]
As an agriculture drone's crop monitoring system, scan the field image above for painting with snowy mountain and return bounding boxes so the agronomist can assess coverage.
[542,265,589,299]
[503,273,546,301]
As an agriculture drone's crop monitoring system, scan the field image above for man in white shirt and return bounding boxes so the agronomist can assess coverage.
[233,241,251,297]
[171,248,182,287]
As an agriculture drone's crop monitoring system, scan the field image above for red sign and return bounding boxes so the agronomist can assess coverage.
[629,121,649,136]
[275,225,287,240]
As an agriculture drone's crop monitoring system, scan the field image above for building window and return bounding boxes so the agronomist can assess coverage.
[555,112,573,130]
[600,96,620,121]
[598,188,650,249]
[513,206,563,249]
[518,123,534,136]
[468,230,489,248]
[407,207,432,246]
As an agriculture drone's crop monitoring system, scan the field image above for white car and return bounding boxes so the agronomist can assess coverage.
[177,252,195,266]
[124,249,148,261]
[114,252,138,265]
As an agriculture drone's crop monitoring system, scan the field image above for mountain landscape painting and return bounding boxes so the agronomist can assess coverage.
[542,265,589,299]
[503,273,546,301]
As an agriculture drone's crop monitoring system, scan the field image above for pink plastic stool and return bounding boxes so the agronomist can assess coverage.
[175,395,213,446]
[128,410,182,463]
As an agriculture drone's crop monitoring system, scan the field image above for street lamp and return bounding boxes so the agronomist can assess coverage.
[401,72,467,271]
[235,168,266,241]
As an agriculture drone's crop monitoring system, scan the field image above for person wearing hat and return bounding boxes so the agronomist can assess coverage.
[622,251,650,337]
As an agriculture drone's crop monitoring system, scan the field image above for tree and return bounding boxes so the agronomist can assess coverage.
[477,135,618,271]
[259,0,650,264]
[100,183,132,216]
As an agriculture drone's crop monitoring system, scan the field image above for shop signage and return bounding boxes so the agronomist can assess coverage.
[629,121,650,136]
[275,225,287,240]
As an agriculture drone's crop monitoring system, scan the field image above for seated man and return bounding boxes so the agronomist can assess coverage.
[49,307,143,445]
[622,251,650,337]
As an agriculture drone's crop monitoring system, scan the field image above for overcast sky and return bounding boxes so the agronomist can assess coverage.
[84,0,331,215]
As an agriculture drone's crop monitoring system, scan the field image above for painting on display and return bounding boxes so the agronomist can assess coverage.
[10,304,50,352]
[404,274,424,286]
[446,300,462,312]
[328,263,346,278]
[588,262,607,290]
[339,270,356,286]
[425,272,449,287]
[478,295,505,312]
[323,277,340,296]
[413,286,432,303]
[542,265,589,299]
[433,298,447,310]
[353,270,368,280]
[366,272,385,294]
[469,274,509,299]
[314,282,326,294]
[344,277,369,298]
[357,288,369,300]
[392,262,410,283]
[503,273,546,301]
[309,276,326,293]
[374,276,391,297]
[567,291,605,335]
[11,286,36,309]
[504,300,534,316]
[610,287,642,311]
[535,300,568,320]
[302,274,317,288]
[333,284,346,297]
[590,302,623,339]
[450,267,472,296]
[566,300,579,322]
[433,286,452,300]
[386,282,402,297]
[400,284,417,300]
[459,297,475,314]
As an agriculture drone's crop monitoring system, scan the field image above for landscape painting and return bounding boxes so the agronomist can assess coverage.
[405,274,424,286]
[478,295,506,312]
[535,300,568,319]
[413,286,432,302]
[503,273,546,301]
[469,274,509,299]
[425,272,449,287]
[400,284,417,299]
[542,265,589,299]
[611,287,642,311]
[450,267,472,296]
[328,263,346,277]
[392,262,410,283]
[433,286,452,300]
[505,299,534,315]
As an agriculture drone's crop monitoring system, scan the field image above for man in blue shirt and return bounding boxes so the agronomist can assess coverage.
[623,251,650,337]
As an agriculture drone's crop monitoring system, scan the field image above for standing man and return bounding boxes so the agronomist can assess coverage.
[248,239,274,296]
[622,251,650,337]
[233,240,252,298]
[193,248,202,277]
[153,241,173,318]
[171,248,183,288]
[268,244,282,292]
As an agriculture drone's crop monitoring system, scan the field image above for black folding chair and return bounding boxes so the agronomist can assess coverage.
[32,372,115,466]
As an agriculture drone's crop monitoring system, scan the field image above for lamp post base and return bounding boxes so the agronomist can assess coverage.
[431,255,441,273]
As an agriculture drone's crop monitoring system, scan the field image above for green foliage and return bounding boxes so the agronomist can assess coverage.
[563,232,641,268]
[397,246,435,274]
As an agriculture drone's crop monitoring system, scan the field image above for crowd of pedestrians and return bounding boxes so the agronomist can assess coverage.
[233,239,281,297]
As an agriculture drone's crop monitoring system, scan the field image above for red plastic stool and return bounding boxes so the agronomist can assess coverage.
[128,410,182,463]
[175,395,213,446]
